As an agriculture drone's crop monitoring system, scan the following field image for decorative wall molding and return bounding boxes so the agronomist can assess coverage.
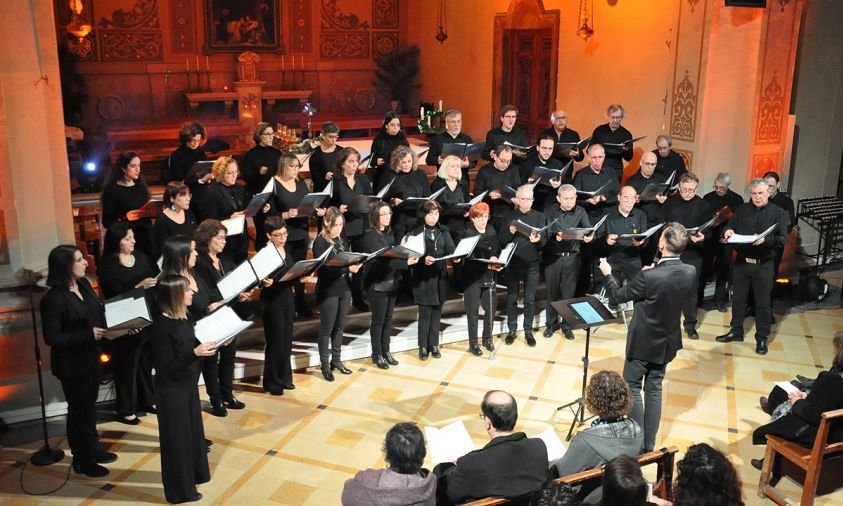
[321,0,369,30]
[668,0,707,142]
[373,0,399,28]
[671,70,697,140]
[291,0,313,52]
[170,0,195,53]
[100,31,163,61]
[373,32,398,59]
[756,71,784,143]
[320,33,370,59]
[98,0,160,29]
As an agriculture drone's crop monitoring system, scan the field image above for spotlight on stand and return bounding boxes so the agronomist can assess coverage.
[76,160,103,193]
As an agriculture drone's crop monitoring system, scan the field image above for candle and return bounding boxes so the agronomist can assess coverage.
[420,106,425,117]
[195,56,199,71]
[292,55,296,70]
[281,55,285,70]
[301,55,304,69]
[186,57,189,72]
[439,99,443,111]
[205,56,210,71]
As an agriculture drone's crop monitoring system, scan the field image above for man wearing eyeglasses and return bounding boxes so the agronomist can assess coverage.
[425,109,475,180]
[473,145,522,233]
[652,134,687,180]
[540,110,585,170]
[483,104,530,164]
[590,104,634,183]
[702,172,744,312]
[500,185,547,347]
[602,186,648,294]
[520,134,563,210]
[626,152,669,265]
[662,173,712,339]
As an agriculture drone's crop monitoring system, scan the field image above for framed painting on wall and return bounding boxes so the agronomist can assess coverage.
[205,0,282,52]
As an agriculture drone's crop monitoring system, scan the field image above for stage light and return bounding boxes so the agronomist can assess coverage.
[76,159,103,193]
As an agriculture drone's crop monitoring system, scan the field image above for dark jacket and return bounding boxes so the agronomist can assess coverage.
[438,432,548,504]
[40,278,105,378]
[603,256,696,365]
[409,224,454,306]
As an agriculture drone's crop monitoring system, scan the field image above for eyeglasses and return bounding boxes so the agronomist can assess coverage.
[518,196,534,201]
[473,215,490,219]
[379,211,393,216]
[270,231,288,238]
[497,158,513,165]
[678,187,696,194]
[289,163,302,169]
[261,132,274,136]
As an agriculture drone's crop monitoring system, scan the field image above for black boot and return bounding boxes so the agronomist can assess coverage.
[373,355,389,369]
[331,359,352,374]
[321,362,335,381]
[384,351,399,366]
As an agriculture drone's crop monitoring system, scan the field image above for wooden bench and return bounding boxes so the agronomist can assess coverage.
[759,408,843,506]
[464,446,678,505]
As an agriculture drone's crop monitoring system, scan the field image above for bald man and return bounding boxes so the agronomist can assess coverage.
[434,390,548,504]
[602,186,649,288]
[540,110,585,174]
[626,151,669,265]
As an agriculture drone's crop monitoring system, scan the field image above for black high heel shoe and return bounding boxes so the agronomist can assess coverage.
[372,355,389,369]
[330,360,352,374]
[321,363,335,381]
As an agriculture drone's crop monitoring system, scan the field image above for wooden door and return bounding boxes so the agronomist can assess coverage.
[503,29,553,141]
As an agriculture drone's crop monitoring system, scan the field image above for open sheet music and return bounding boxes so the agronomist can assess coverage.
[381,232,426,259]
[432,235,480,261]
[726,224,778,244]
[502,141,536,156]
[472,242,517,267]
[217,244,285,303]
[103,289,152,339]
[602,135,647,148]
[512,217,558,237]
[424,420,476,464]
[194,306,253,348]
[221,215,245,236]
[243,192,272,217]
[490,185,518,204]
[620,223,664,240]
[531,160,572,186]
[554,136,591,156]
[576,181,614,199]
[279,248,330,282]
[556,214,607,240]
[440,142,486,162]
[295,181,332,215]
[325,248,387,267]
[443,191,488,216]
[126,200,163,221]
[350,180,393,214]
[400,186,446,207]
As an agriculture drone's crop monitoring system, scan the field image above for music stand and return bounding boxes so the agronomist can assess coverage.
[550,295,622,441]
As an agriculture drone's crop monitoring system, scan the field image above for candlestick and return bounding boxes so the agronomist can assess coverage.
[195,56,200,71]
[205,56,210,72]
[186,57,189,72]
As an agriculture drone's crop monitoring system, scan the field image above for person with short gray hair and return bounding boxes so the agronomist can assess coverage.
[590,104,634,183]
[540,109,585,168]
[653,134,687,179]
[702,172,744,312]
[716,179,789,355]
[425,109,476,180]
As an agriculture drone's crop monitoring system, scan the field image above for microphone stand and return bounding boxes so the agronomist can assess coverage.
[22,271,65,466]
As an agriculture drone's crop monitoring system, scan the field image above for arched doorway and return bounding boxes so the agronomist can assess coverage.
[492,0,560,140]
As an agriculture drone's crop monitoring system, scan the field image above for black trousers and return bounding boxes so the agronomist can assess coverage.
[506,262,539,332]
[730,260,774,341]
[418,304,443,348]
[704,241,734,305]
[369,289,397,357]
[262,297,294,391]
[318,291,351,363]
[59,371,101,463]
[349,235,366,304]
[202,338,237,403]
[597,254,642,300]
[680,250,703,328]
[289,239,309,313]
[544,254,580,330]
[464,281,496,345]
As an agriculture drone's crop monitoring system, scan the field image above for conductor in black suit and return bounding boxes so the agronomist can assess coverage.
[599,223,696,452]
[434,390,548,504]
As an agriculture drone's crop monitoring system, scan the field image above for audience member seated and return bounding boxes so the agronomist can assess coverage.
[434,390,548,504]
[550,370,643,503]
[530,481,582,506]
[750,331,843,470]
[672,443,744,506]
[598,455,664,506]
[341,422,436,506]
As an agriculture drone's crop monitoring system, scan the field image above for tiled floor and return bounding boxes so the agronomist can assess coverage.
[1,292,842,504]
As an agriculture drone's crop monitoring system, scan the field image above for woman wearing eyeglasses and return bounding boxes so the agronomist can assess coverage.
[270,153,324,318]
[309,121,343,193]
[461,203,502,356]
[242,122,281,250]
[202,156,248,264]
[312,207,362,381]
[362,202,419,369]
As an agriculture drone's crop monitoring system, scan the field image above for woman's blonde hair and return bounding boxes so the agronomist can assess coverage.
[319,206,344,243]
[212,156,238,183]
[437,155,463,180]
[156,275,190,320]
[389,145,416,173]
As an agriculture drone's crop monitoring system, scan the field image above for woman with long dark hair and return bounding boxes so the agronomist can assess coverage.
[312,207,361,380]
[152,275,216,504]
[193,219,249,416]
[101,151,155,257]
[462,203,501,356]
[332,147,373,310]
[370,111,410,190]
[410,201,455,360]
[98,222,159,424]
[41,245,114,478]
[260,216,296,395]
[362,202,419,369]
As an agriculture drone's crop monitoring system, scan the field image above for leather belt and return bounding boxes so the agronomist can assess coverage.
[744,257,759,264]
[557,252,576,257]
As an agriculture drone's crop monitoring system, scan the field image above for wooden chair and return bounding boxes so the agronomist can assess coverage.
[464,446,678,505]
[759,408,843,506]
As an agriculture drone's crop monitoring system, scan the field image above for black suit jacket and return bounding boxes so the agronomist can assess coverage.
[439,432,548,504]
[40,278,105,378]
[603,256,696,365]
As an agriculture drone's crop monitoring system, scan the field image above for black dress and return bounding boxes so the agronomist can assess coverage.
[312,235,353,364]
[153,210,198,259]
[168,144,206,182]
[40,278,106,466]
[97,253,158,417]
[389,170,430,241]
[150,316,210,503]
[260,244,295,393]
[309,145,343,192]
[370,132,410,190]
[101,183,155,258]
[361,228,407,358]
[202,181,249,264]
[430,177,469,240]
[270,177,311,312]
[242,145,281,250]
[410,224,455,350]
